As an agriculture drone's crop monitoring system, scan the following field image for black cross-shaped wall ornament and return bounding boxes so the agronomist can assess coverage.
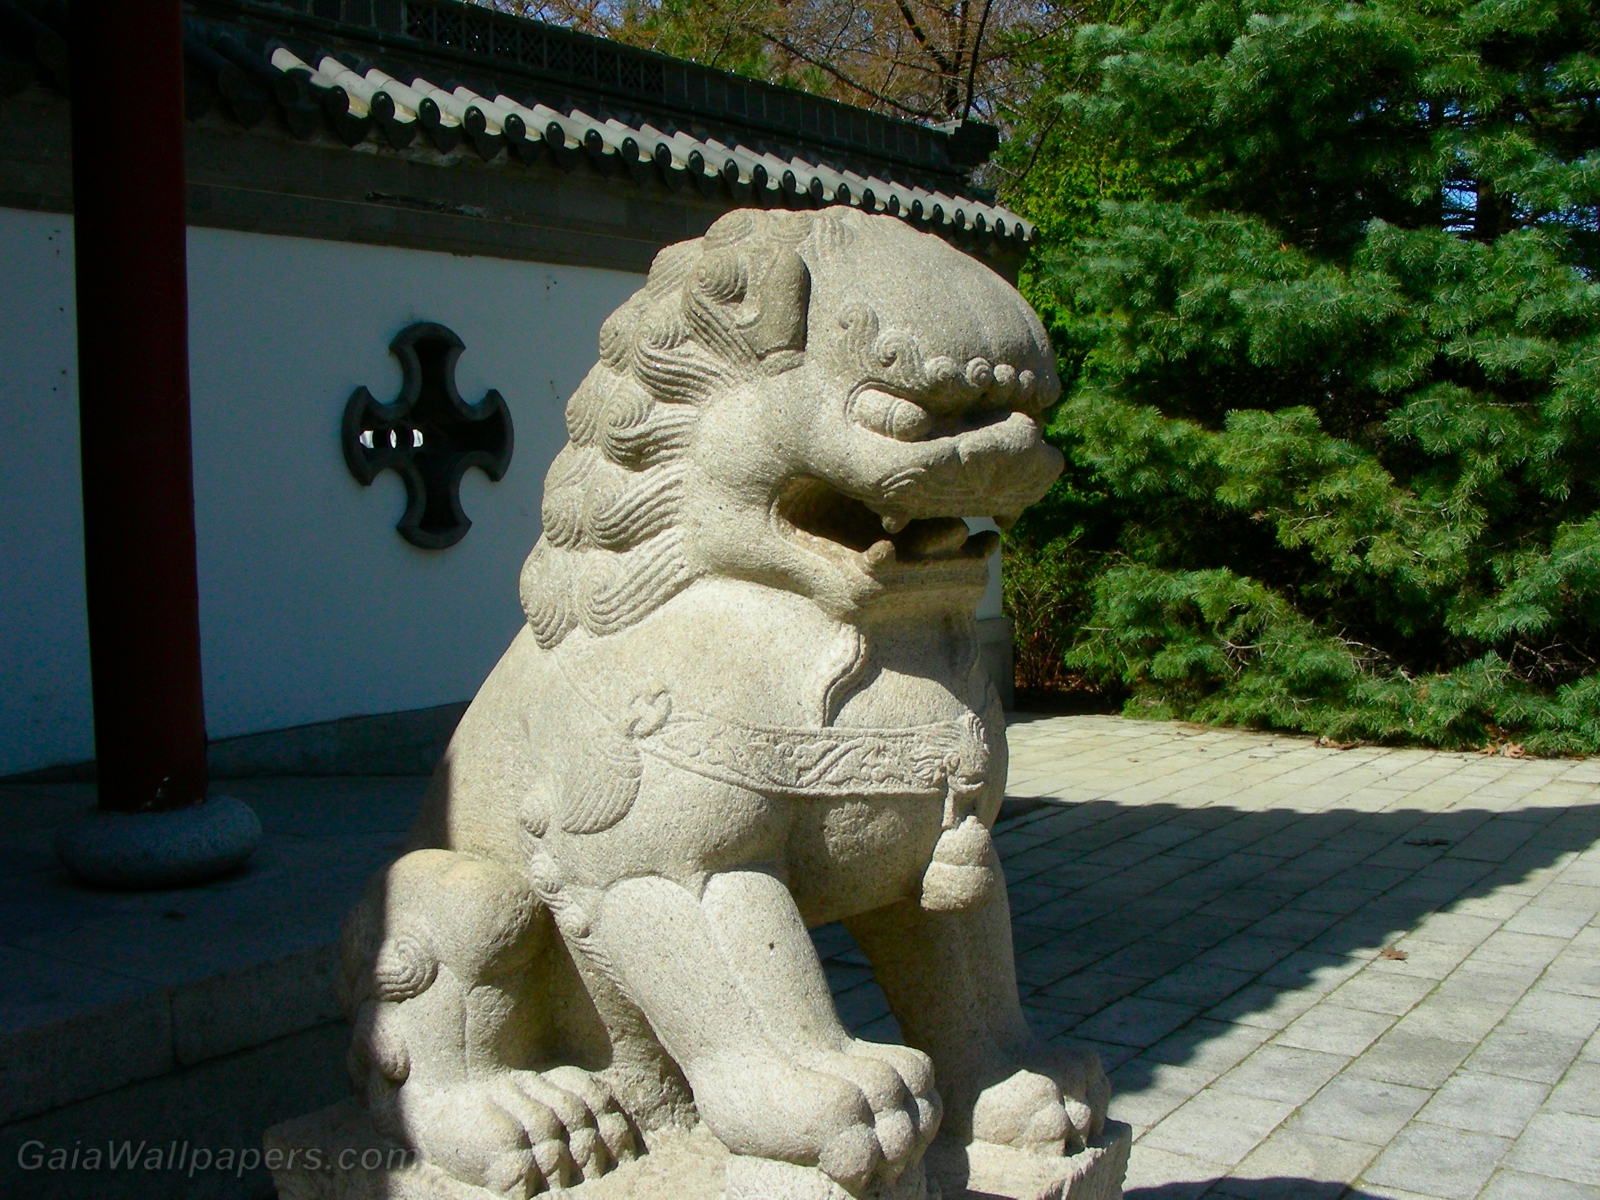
[342,323,514,549]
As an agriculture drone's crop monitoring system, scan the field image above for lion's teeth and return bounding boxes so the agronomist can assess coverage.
[865,539,897,566]
[881,514,908,534]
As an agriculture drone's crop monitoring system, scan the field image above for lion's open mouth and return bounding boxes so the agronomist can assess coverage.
[775,479,998,568]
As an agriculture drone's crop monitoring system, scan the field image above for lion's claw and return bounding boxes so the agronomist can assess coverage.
[543,1064,638,1166]
[393,1068,630,1197]
[802,1039,940,1185]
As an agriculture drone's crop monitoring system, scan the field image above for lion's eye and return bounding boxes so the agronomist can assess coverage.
[850,388,934,442]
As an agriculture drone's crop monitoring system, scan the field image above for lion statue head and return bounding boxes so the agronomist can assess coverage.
[522,207,1063,645]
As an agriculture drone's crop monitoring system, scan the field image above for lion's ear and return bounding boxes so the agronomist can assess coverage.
[748,246,809,361]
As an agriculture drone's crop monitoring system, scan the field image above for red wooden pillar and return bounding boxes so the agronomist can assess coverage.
[70,1,208,814]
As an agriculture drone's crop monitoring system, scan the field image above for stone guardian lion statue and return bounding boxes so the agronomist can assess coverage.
[320,208,1122,1200]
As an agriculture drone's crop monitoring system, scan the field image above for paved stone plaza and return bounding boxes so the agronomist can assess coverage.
[816,714,1600,1199]
[5,713,1600,1198]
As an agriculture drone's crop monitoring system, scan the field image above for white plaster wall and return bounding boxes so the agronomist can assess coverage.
[0,210,89,775]
[187,229,642,742]
[0,211,642,773]
[966,518,1004,621]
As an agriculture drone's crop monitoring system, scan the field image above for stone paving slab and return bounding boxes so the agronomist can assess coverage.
[816,714,1600,1200]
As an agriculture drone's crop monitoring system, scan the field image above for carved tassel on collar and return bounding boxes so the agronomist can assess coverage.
[918,814,996,912]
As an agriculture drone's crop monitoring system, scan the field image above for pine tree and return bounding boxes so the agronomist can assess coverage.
[1007,0,1600,752]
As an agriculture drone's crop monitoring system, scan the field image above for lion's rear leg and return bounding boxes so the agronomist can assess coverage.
[339,849,636,1197]
[593,869,937,1197]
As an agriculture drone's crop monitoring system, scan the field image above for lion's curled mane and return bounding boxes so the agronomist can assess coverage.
[520,207,832,647]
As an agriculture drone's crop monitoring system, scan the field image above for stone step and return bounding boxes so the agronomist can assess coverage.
[0,776,426,1198]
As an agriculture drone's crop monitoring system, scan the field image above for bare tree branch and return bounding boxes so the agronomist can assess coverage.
[895,1,956,74]
[753,24,945,117]
[482,0,1087,129]
[961,0,996,119]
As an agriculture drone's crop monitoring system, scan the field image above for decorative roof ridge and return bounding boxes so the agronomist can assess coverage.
[0,0,1037,253]
[198,0,997,179]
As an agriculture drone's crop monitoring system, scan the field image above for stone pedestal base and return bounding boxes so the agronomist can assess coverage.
[266,1102,1130,1200]
[924,1130,1130,1200]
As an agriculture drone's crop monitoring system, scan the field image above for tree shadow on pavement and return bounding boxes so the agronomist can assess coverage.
[814,786,1600,1196]
[1126,1182,1388,1198]
[983,796,1600,1096]
[815,791,1600,1096]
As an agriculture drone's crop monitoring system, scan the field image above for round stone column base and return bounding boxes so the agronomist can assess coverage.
[55,794,262,889]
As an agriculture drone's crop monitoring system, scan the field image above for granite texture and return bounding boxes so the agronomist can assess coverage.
[266,1103,1132,1200]
[286,209,1114,1200]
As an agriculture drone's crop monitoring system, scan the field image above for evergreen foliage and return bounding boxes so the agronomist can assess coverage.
[1006,0,1600,752]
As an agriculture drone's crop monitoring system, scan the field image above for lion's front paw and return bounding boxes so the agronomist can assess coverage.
[392,1068,635,1197]
[1040,1043,1110,1145]
[971,1043,1107,1158]
[810,1041,942,1181]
